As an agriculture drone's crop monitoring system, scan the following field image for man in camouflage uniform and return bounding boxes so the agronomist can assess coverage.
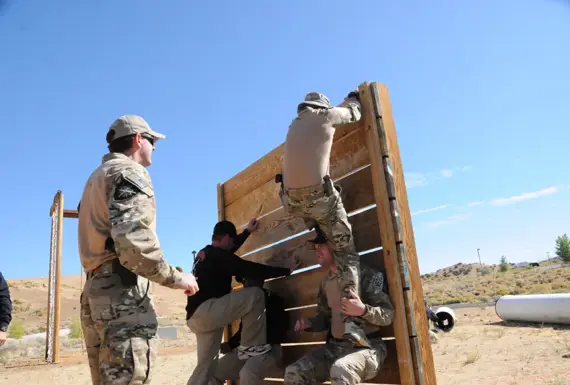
[278,90,370,347]
[284,232,394,385]
[77,115,200,385]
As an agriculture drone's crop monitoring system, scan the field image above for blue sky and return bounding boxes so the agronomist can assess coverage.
[1,0,569,279]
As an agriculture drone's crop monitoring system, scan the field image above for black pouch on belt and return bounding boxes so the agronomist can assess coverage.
[105,237,138,287]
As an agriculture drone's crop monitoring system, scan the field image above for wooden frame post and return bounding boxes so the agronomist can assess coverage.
[359,83,416,385]
[218,183,237,385]
[46,191,64,364]
[367,82,437,385]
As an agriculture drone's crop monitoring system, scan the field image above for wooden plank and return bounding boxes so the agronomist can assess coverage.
[223,121,364,207]
[241,207,382,273]
[63,209,78,219]
[262,251,388,314]
[225,128,371,228]
[217,183,237,385]
[263,339,400,384]
[359,82,416,385]
[236,165,376,257]
[265,267,326,309]
[372,82,437,385]
[282,305,395,344]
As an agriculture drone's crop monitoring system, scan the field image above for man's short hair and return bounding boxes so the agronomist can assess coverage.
[107,130,136,153]
[212,220,238,241]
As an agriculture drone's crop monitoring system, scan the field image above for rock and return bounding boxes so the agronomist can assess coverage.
[429,330,439,344]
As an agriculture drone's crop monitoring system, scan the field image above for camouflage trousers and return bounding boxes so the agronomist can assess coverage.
[208,345,282,385]
[80,262,158,385]
[280,180,360,312]
[283,338,387,385]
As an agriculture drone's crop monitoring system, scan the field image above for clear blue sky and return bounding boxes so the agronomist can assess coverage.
[1,0,569,279]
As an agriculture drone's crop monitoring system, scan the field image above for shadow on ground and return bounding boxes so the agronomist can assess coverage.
[488,320,570,331]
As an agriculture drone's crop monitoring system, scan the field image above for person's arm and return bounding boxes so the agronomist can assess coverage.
[323,96,362,126]
[305,280,331,332]
[0,272,12,332]
[226,252,291,281]
[230,230,250,254]
[359,270,394,326]
[107,167,184,289]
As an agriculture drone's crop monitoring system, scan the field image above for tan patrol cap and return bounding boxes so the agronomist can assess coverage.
[106,115,166,144]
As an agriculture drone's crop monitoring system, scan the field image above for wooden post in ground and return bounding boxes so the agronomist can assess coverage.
[370,82,438,385]
[218,183,237,385]
[54,191,64,364]
[359,82,416,385]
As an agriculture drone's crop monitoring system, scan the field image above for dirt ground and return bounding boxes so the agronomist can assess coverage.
[1,307,569,385]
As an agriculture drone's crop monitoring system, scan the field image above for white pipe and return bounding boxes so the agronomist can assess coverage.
[434,306,456,332]
[495,293,570,325]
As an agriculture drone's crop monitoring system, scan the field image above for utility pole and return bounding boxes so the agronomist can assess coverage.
[477,248,482,265]
[192,250,196,261]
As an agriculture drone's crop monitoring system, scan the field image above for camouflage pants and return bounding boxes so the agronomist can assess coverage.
[208,345,282,385]
[80,265,158,385]
[283,339,387,385]
[281,181,360,312]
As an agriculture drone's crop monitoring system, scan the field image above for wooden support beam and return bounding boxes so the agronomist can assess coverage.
[359,82,416,385]
[217,183,237,385]
[54,192,64,364]
[370,82,437,385]
[63,209,78,219]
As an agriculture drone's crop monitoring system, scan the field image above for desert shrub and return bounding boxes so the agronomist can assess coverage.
[69,317,82,339]
[515,280,524,288]
[480,267,492,276]
[528,283,551,294]
[8,320,25,339]
[499,256,509,272]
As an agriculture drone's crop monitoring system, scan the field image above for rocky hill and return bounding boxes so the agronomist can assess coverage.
[421,258,570,305]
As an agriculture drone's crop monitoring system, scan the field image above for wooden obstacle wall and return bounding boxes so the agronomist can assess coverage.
[217,82,437,385]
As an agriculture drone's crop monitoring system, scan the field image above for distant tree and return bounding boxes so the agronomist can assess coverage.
[555,234,570,264]
[499,255,509,272]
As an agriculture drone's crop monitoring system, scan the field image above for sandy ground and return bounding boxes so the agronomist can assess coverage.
[1,307,569,385]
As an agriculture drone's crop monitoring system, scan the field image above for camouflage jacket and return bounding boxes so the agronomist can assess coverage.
[78,152,182,288]
[306,264,394,333]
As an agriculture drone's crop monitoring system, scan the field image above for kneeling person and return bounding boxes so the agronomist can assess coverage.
[209,276,289,385]
[284,232,394,385]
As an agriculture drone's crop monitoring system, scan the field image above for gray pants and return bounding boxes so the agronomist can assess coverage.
[186,287,268,385]
[209,345,282,385]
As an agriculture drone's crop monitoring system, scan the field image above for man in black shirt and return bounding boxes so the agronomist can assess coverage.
[208,276,288,385]
[186,219,295,385]
[0,271,12,346]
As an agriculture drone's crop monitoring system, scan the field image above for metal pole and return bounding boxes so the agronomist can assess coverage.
[477,248,482,265]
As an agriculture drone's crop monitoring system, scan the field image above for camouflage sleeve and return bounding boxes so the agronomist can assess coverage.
[324,100,362,125]
[108,167,183,289]
[306,279,330,332]
[359,268,394,326]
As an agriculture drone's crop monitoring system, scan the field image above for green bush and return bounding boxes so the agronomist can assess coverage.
[479,267,492,276]
[69,317,83,339]
[8,320,25,339]
[499,256,509,273]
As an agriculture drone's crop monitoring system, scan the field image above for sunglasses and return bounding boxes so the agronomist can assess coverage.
[141,134,155,146]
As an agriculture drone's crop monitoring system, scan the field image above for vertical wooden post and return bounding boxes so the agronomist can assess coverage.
[218,183,236,385]
[359,82,416,385]
[371,82,437,385]
[54,191,64,364]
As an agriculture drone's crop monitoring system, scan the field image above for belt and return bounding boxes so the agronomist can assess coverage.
[275,173,336,197]
[86,259,120,279]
